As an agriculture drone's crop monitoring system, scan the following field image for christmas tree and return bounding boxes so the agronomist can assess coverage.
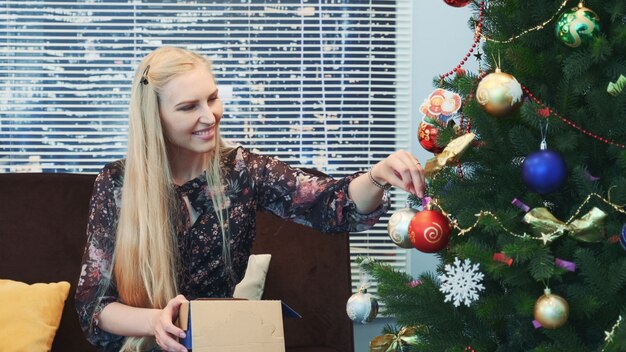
[367,1,626,351]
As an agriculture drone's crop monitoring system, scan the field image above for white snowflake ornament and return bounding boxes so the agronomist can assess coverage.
[438,257,485,307]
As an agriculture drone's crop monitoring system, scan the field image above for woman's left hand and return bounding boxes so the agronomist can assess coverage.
[370,150,425,197]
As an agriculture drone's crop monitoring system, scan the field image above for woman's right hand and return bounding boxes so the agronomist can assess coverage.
[151,294,189,352]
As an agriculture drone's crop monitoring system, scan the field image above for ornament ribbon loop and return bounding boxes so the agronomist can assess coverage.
[369,326,421,352]
[425,132,475,177]
[523,207,607,243]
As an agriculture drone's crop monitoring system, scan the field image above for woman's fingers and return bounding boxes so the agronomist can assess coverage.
[163,320,186,339]
[377,151,425,197]
[155,295,189,352]
[162,295,187,337]
[155,325,187,352]
[397,150,425,197]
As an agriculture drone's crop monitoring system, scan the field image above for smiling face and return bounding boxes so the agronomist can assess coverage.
[158,65,224,165]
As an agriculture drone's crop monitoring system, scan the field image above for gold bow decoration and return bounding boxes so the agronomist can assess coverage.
[369,326,422,352]
[522,206,607,244]
[425,132,476,178]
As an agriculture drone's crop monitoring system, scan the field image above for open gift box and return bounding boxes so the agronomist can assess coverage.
[177,298,301,352]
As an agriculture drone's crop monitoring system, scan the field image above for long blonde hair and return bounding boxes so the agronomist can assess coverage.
[112,47,231,351]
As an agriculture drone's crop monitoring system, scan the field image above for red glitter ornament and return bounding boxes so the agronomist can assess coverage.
[408,210,451,253]
[444,0,471,7]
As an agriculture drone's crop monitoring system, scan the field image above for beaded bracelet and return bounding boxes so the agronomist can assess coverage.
[368,168,392,190]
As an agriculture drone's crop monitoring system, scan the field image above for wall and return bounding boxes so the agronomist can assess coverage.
[353,1,476,351]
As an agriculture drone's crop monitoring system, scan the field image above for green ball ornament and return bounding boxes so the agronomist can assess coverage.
[555,4,601,48]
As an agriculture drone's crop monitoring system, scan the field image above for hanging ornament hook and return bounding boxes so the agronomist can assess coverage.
[540,120,549,150]
[358,257,373,292]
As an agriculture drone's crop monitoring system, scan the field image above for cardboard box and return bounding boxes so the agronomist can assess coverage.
[178,299,300,352]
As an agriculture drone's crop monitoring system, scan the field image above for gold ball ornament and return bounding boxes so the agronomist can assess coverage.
[534,288,569,329]
[475,68,524,117]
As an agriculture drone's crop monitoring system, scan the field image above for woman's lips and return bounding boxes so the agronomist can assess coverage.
[192,127,215,141]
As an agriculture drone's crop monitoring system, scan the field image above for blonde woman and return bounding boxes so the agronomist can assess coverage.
[75,46,425,352]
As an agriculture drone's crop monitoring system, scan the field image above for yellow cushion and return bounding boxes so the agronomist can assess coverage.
[0,279,71,352]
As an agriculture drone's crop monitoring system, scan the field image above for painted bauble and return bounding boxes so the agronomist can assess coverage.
[346,290,379,324]
[408,210,451,253]
[443,0,471,7]
[475,69,523,117]
[388,208,419,249]
[555,5,601,48]
[522,149,567,194]
[418,121,444,154]
[534,289,569,329]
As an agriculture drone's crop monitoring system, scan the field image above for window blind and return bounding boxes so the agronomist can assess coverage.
[0,0,412,298]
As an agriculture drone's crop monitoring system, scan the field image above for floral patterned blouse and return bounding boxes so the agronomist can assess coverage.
[75,146,389,350]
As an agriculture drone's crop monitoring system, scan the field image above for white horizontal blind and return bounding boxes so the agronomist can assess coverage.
[0,0,412,298]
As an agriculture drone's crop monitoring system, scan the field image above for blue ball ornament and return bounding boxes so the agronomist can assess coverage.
[522,150,567,194]
[620,224,626,251]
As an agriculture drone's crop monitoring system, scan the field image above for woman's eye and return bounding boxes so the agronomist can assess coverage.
[180,105,195,111]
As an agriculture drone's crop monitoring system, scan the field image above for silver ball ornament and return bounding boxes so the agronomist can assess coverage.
[346,290,379,324]
[387,208,418,248]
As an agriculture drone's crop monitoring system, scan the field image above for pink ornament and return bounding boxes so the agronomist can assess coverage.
[406,280,423,288]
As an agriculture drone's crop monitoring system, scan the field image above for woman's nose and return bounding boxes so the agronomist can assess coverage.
[198,104,216,125]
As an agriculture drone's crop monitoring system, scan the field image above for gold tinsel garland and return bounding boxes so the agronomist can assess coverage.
[429,193,626,245]
[481,0,570,44]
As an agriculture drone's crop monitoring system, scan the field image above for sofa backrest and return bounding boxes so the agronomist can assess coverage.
[253,210,354,352]
[0,173,96,351]
[0,172,354,352]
